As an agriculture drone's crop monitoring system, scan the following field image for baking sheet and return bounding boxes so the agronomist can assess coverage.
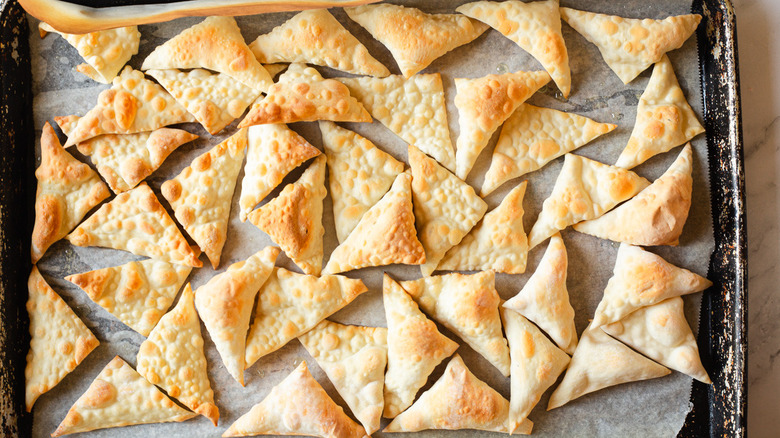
[27,0,714,436]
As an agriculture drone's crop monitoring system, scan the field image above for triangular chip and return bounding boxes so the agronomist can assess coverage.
[67,183,203,268]
[547,323,671,410]
[54,114,80,137]
[25,266,99,411]
[382,274,458,418]
[340,74,456,172]
[319,121,404,242]
[458,0,570,97]
[51,356,195,436]
[75,127,198,193]
[141,16,273,92]
[560,7,701,84]
[249,9,389,77]
[136,284,219,425]
[527,154,650,249]
[345,4,488,78]
[615,56,705,168]
[399,270,511,376]
[147,69,262,135]
[503,233,577,354]
[161,129,246,269]
[64,67,195,147]
[384,354,532,434]
[575,144,693,245]
[438,181,528,274]
[591,243,712,328]
[239,63,371,127]
[247,155,326,275]
[408,145,487,276]
[244,268,368,368]
[323,172,425,274]
[453,70,551,179]
[482,104,617,196]
[194,246,280,385]
[603,297,711,383]
[32,122,110,263]
[39,22,140,84]
[65,259,191,336]
[501,307,570,423]
[223,361,368,438]
[299,320,387,435]
[239,123,321,221]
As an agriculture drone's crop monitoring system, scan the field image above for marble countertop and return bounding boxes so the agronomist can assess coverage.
[734,0,780,436]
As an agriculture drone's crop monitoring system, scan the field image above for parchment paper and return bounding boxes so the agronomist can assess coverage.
[28,1,713,436]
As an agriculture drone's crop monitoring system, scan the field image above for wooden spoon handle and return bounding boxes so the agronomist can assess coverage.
[19,0,379,33]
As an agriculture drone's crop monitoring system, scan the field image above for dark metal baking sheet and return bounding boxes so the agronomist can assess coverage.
[0,0,745,436]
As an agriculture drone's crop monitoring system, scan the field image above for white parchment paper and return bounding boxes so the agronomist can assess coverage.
[28,0,713,436]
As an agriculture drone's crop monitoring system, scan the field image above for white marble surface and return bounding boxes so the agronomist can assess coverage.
[735,0,780,436]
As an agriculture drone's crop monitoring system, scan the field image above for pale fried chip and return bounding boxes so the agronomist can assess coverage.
[339,74,456,172]
[400,270,510,376]
[615,56,704,168]
[147,69,262,135]
[51,356,195,436]
[298,320,387,435]
[249,9,389,77]
[602,297,711,383]
[67,183,203,268]
[39,22,140,84]
[223,361,368,438]
[384,355,532,434]
[408,145,487,276]
[141,16,273,92]
[382,274,458,418]
[239,63,371,127]
[527,154,650,249]
[345,4,487,78]
[136,284,219,425]
[482,104,616,196]
[501,307,570,423]
[324,172,425,274]
[458,0,570,97]
[194,246,279,385]
[454,70,550,179]
[575,144,693,245]
[25,266,99,412]
[161,129,246,269]
[560,7,701,84]
[547,323,670,410]
[438,181,528,273]
[244,268,368,369]
[319,121,404,242]
[503,233,577,354]
[591,243,712,328]
[64,67,195,147]
[32,122,110,263]
[247,155,326,275]
[239,123,321,221]
[65,259,191,337]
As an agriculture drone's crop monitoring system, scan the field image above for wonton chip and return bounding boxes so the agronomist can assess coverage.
[299,320,387,435]
[575,144,694,245]
[345,4,488,78]
[458,0,570,97]
[25,266,99,411]
[560,7,701,84]
[249,9,389,77]
[482,104,616,196]
[247,155,326,276]
[340,73,456,172]
[32,122,110,263]
[161,129,247,269]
